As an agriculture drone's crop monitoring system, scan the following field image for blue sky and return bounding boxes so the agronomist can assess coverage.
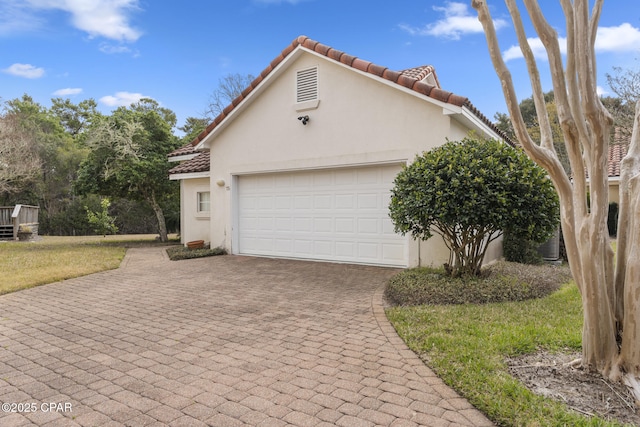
[1,0,638,132]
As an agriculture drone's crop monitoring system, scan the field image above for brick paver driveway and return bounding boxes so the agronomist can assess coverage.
[0,248,493,426]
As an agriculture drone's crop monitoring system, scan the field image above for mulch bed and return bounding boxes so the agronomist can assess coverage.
[507,351,640,426]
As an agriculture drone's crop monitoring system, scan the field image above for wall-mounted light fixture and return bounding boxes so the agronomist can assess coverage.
[297,115,310,125]
[216,179,225,187]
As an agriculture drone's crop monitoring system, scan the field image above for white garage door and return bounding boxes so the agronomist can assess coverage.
[237,164,407,267]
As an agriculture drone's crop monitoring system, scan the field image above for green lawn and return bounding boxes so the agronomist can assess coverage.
[386,282,629,426]
[0,234,177,295]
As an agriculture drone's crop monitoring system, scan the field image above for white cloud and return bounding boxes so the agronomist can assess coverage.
[400,2,508,40]
[502,37,568,62]
[100,91,148,107]
[503,23,640,62]
[595,23,640,53]
[2,63,45,78]
[53,87,83,96]
[4,0,142,42]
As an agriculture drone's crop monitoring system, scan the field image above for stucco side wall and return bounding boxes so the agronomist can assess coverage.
[448,118,473,142]
[417,231,503,269]
[206,52,477,266]
[180,177,210,245]
[609,180,620,204]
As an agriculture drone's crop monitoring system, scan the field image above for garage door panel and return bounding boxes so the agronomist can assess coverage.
[314,218,332,233]
[275,218,292,231]
[383,243,406,262]
[358,242,379,260]
[275,174,292,187]
[357,193,379,209]
[275,239,293,253]
[358,218,379,234]
[294,217,312,232]
[335,169,356,185]
[258,218,274,232]
[382,219,397,235]
[335,241,355,257]
[314,195,332,209]
[335,218,355,233]
[275,196,291,209]
[294,240,313,254]
[335,194,355,209]
[238,165,407,266]
[293,174,312,187]
[240,216,258,231]
[357,168,379,184]
[314,241,332,255]
[314,171,333,186]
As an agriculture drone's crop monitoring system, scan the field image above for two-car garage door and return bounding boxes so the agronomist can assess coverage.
[237,164,407,267]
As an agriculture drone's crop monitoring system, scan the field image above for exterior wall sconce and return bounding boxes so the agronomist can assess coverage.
[297,115,310,125]
[216,179,225,187]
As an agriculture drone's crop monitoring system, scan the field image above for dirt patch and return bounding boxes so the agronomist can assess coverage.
[507,351,640,426]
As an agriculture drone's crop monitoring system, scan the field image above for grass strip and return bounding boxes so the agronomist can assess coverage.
[0,234,177,295]
[386,283,629,426]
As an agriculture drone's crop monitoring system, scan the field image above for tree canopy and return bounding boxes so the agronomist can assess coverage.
[389,137,559,277]
[76,99,181,242]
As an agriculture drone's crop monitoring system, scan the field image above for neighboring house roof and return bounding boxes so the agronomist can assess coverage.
[398,65,441,87]
[167,35,511,167]
[608,143,628,178]
[168,143,200,159]
[168,151,210,175]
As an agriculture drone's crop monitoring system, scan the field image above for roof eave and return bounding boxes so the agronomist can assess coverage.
[455,106,511,144]
[169,171,211,181]
[168,153,199,163]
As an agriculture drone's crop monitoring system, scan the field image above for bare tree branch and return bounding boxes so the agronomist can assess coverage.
[0,113,42,196]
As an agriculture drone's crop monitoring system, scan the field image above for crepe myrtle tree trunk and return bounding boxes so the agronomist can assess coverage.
[472,0,640,399]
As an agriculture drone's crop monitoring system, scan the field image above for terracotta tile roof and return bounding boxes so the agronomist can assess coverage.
[399,65,440,86]
[168,152,210,175]
[168,143,199,158]
[608,143,628,178]
[175,35,511,151]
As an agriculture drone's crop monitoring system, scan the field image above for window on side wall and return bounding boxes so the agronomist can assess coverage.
[197,191,210,213]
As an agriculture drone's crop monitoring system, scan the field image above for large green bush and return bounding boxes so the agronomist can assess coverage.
[389,137,559,276]
[503,230,545,265]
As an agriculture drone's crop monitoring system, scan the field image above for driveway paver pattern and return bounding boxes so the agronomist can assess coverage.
[0,247,493,426]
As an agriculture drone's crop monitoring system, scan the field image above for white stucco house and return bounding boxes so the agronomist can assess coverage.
[168,35,509,268]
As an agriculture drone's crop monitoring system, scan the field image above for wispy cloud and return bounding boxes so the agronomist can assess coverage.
[502,23,640,62]
[400,2,508,40]
[1,0,142,42]
[53,87,83,96]
[2,63,45,78]
[99,42,140,57]
[0,1,43,35]
[100,91,150,107]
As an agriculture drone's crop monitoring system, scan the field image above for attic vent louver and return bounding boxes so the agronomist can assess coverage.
[296,67,318,103]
